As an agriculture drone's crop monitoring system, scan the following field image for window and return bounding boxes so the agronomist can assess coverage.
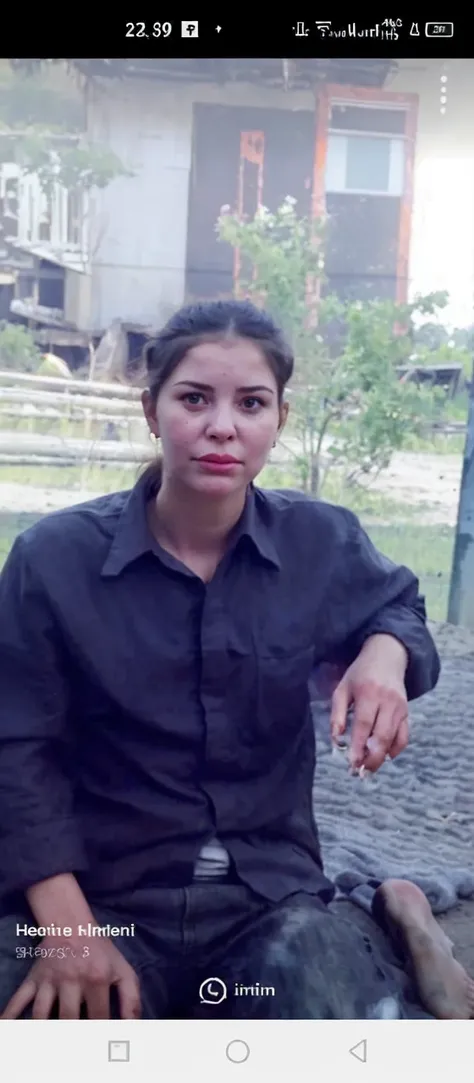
[38,193,53,242]
[325,132,405,196]
[0,165,20,238]
[67,190,83,247]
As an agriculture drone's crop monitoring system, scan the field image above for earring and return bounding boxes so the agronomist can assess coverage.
[272,439,277,448]
[148,432,159,444]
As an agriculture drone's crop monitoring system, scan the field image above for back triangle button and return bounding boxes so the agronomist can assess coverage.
[349,1039,367,1063]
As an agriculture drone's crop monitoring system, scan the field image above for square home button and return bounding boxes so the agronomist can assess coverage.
[108,1041,130,1063]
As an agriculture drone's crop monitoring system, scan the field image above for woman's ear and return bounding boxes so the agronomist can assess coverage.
[142,389,160,439]
[278,399,290,435]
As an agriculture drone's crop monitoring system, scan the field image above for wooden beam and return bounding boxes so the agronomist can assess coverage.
[0,455,140,468]
[0,431,149,463]
[0,370,142,399]
[0,387,143,415]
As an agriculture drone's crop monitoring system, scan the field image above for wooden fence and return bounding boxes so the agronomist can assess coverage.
[0,369,467,469]
[0,370,147,467]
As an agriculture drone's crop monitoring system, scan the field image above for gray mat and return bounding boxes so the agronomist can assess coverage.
[311,655,474,915]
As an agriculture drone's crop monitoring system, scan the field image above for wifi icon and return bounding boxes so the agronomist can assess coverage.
[315,20,332,35]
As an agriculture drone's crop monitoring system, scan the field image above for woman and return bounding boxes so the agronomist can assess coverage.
[0,299,472,1021]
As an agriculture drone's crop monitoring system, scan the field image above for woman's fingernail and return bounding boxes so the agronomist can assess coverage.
[366,736,382,755]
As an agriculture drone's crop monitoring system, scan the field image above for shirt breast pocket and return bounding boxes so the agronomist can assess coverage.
[252,643,316,742]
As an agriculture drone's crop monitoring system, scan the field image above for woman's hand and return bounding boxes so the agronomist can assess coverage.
[330,633,409,773]
[1,933,141,1020]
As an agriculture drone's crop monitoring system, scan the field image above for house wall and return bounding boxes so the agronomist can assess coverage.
[87,60,474,332]
[86,79,313,331]
[0,163,88,261]
[64,268,92,330]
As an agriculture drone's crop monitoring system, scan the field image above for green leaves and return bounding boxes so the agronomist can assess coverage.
[218,197,325,345]
[0,62,131,193]
[0,322,41,372]
[217,198,451,496]
[0,134,131,195]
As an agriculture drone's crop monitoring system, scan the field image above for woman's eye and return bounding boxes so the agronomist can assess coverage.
[181,393,265,410]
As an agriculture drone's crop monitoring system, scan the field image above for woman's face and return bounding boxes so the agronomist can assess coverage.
[142,337,288,497]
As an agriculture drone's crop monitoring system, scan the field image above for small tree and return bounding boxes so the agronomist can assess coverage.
[0,61,130,201]
[0,321,42,371]
[218,198,447,496]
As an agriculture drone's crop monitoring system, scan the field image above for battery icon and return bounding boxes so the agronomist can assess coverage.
[425,21,453,36]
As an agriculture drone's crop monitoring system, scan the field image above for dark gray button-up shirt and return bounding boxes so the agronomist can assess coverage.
[0,473,440,912]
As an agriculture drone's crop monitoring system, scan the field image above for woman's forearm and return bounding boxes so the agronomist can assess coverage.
[26,873,98,932]
[359,632,408,674]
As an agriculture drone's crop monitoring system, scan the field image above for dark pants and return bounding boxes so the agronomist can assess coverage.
[0,883,432,1019]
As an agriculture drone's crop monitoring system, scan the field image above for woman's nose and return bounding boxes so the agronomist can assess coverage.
[206,408,237,438]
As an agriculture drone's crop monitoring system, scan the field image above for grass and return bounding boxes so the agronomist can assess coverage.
[402,433,465,456]
[402,391,469,455]
[364,523,453,622]
[0,462,140,493]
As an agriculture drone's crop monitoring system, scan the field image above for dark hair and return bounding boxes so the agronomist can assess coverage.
[144,299,294,405]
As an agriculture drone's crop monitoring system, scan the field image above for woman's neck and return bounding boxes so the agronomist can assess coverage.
[152,477,248,556]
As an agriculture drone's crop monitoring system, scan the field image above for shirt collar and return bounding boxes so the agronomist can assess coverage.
[101,469,280,578]
[233,484,280,569]
[101,470,160,577]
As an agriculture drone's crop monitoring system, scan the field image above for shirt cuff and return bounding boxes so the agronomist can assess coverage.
[0,820,89,896]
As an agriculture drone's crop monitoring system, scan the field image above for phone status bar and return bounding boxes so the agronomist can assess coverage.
[119,16,461,56]
[2,14,466,55]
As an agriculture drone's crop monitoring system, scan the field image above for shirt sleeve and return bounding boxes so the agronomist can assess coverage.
[0,535,88,896]
[335,511,441,701]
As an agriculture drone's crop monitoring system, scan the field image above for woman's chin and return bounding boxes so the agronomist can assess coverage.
[186,467,248,497]
[195,476,244,495]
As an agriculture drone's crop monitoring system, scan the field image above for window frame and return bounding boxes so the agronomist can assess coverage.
[325,126,406,197]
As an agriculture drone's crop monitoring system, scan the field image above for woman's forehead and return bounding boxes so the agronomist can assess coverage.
[170,339,276,388]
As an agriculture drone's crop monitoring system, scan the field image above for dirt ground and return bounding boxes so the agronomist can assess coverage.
[370,450,462,525]
[429,619,474,975]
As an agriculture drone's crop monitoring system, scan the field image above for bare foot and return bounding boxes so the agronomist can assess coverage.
[373,879,474,1019]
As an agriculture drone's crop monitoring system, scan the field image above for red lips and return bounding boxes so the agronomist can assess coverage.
[197,454,241,464]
